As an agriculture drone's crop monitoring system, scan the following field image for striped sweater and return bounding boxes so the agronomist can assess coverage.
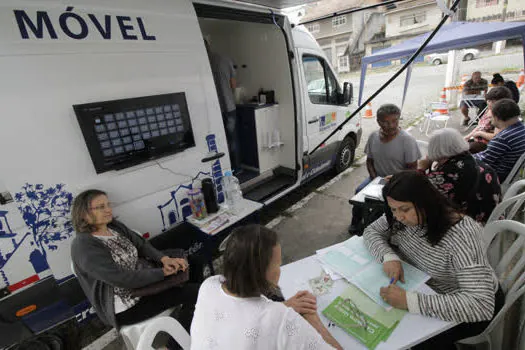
[363,215,498,323]
[474,121,525,183]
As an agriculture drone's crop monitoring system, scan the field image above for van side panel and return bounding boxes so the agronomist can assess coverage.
[0,0,227,295]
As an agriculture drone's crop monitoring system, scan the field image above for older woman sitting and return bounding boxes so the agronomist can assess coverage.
[418,128,501,224]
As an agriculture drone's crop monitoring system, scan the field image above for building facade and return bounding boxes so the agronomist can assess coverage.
[301,0,385,72]
[467,0,525,22]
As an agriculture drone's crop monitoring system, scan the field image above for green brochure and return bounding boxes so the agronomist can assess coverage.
[322,285,406,349]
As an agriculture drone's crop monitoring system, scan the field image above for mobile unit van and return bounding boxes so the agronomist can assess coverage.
[0,0,361,347]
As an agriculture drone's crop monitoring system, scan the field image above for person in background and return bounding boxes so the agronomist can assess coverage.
[491,73,520,103]
[205,39,241,174]
[419,128,501,224]
[364,171,504,350]
[474,99,525,183]
[464,86,513,154]
[191,225,342,350]
[71,190,199,334]
[348,104,421,235]
[460,71,488,126]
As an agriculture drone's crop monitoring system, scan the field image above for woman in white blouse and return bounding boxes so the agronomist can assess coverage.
[190,225,342,350]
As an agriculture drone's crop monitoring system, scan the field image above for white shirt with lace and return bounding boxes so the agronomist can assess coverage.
[190,275,334,350]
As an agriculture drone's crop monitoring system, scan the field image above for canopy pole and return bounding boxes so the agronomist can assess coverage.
[358,63,368,106]
[401,63,413,110]
[309,0,462,156]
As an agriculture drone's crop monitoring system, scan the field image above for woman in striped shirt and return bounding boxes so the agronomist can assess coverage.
[363,171,504,350]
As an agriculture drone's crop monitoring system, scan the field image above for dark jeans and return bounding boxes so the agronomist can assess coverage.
[413,286,505,350]
[350,177,373,233]
[115,282,200,333]
[223,110,240,171]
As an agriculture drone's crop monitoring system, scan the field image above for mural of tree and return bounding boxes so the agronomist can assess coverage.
[14,183,74,263]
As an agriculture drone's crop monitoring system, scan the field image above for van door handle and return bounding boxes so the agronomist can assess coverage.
[308,118,319,124]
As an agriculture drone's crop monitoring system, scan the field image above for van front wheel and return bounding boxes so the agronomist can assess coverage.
[335,137,355,173]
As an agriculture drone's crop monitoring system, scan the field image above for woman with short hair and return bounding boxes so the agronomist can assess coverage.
[364,171,504,350]
[70,189,199,333]
[419,128,501,224]
[190,224,342,350]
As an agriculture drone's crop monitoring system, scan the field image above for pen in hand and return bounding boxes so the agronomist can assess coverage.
[389,277,395,285]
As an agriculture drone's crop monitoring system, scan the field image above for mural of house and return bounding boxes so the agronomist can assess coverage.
[300,0,386,72]
[157,134,225,231]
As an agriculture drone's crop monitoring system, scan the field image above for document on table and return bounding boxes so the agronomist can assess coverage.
[317,236,430,310]
[362,183,384,201]
[352,262,430,309]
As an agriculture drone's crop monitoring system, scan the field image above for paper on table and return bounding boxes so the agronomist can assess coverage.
[318,246,371,279]
[317,260,343,281]
[351,262,430,309]
[362,183,384,200]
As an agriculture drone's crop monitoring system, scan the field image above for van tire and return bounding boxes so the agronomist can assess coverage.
[335,137,355,173]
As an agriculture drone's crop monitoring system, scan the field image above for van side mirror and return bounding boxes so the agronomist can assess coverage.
[342,82,353,105]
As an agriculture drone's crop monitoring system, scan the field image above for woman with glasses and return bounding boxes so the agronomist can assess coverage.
[364,171,504,350]
[190,224,342,349]
[70,189,199,335]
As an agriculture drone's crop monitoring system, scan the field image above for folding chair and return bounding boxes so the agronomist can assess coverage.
[461,95,487,132]
[501,152,525,196]
[421,102,450,136]
[456,220,525,349]
[503,179,525,201]
[137,316,191,350]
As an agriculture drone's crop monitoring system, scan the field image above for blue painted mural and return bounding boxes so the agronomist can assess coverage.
[157,134,224,231]
[0,184,73,286]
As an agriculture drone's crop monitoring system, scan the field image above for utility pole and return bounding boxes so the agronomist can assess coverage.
[495,0,508,53]
[501,0,508,22]
[445,0,463,106]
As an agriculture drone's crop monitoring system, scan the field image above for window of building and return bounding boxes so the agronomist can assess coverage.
[400,12,426,27]
[306,23,320,33]
[338,56,350,72]
[332,15,347,28]
[475,0,499,7]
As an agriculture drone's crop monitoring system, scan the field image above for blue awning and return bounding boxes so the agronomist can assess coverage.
[358,21,525,105]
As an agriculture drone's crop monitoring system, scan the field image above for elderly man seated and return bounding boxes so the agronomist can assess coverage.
[474,99,525,184]
[348,104,421,235]
[460,71,488,126]
[420,128,501,224]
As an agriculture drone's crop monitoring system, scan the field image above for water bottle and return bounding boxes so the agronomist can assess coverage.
[221,171,243,214]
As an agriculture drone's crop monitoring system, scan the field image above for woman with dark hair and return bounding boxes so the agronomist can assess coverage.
[70,189,199,334]
[491,73,520,103]
[364,171,504,350]
[190,224,342,350]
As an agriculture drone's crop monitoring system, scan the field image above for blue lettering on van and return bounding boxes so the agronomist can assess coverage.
[13,8,156,41]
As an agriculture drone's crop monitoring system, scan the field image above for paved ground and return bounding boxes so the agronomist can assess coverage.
[97,48,523,350]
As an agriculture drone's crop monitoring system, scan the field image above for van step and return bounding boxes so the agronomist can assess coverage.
[243,174,295,202]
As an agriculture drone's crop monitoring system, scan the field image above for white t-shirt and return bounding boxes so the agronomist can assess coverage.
[190,275,334,350]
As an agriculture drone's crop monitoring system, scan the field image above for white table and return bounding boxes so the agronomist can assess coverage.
[462,94,487,130]
[186,198,263,235]
[280,255,455,350]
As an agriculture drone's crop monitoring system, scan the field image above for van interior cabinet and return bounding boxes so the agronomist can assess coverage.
[237,104,281,175]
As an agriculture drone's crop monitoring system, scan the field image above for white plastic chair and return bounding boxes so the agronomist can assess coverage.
[136,316,191,350]
[423,102,450,136]
[70,261,176,350]
[416,140,428,159]
[486,190,525,224]
[501,152,525,195]
[503,179,525,201]
[456,220,525,349]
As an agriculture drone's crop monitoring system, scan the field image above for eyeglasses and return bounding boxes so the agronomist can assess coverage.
[89,202,114,211]
[327,298,368,331]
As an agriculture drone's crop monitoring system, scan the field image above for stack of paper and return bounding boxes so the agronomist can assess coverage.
[323,284,406,350]
[316,236,430,310]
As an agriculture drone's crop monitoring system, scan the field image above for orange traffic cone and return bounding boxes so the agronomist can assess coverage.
[364,102,373,118]
[517,69,525,88]
[440,88,447,103]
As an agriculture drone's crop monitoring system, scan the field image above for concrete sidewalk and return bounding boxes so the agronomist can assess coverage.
[271,110,465,265]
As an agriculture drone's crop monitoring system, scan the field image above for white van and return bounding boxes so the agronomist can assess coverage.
[0,0,361,347]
